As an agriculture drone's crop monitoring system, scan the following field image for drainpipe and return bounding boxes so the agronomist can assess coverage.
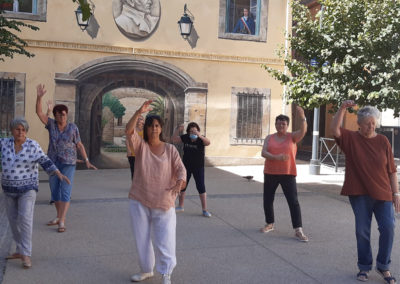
[282,0,290,115]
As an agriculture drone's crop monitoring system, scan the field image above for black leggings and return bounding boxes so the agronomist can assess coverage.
[128,156,135,180]
[263,174,302,228]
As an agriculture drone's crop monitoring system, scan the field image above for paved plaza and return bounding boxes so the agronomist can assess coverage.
[0,164,399,284]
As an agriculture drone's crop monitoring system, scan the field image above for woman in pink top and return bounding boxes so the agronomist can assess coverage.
[125,100,186,284]
[260,106,309,242]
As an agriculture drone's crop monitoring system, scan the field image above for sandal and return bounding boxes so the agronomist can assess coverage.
[357,271,369,282]
[295,228,309,242]
[58,222,66,233]
[6,253,22,260]
[21,255,31,269]
[376,268,397,284]
[47,218,59,226]
[260,224,274,233]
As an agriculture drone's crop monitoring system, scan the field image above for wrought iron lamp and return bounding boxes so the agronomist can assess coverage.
[178,4,193,38]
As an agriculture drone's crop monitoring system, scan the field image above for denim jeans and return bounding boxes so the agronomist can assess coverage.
[49,162,75,202]
[349,195,395,271]
[4,190,37,256]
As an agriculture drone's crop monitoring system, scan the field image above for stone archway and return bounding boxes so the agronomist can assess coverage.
[54,55,208,166]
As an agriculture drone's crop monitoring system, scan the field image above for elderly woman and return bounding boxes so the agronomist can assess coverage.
[36,84,97,233]
[172,122,211,217]
[331,101,399,284]
[1,118,70,268]
[125,100,186,284]
[260,106,309,242]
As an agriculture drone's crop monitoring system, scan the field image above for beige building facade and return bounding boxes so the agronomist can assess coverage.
[1,0,290,166]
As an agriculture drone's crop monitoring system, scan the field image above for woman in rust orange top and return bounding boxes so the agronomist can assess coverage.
[332,101,400,283]
[260,106,308,242]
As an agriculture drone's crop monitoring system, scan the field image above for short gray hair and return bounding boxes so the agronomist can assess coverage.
[9,117,29,132]
[357,106,380,126]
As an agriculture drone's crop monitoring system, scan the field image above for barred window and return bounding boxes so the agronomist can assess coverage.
[236,93,263,141]
[0,79,16,136]
[231,87,270,145]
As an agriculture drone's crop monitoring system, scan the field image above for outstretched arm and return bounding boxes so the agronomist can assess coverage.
[291,106,307,143]
[36,84,49,125]
[126,100,152,136]
[331,100,356,138]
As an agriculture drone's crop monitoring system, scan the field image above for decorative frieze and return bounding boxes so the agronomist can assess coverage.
[25,39,283,65]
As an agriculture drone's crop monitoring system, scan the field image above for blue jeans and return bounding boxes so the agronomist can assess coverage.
[349,195,395,271]
[4,190,36,256]
[49,162,75,202]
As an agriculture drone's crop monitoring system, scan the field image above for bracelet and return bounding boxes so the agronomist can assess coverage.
[84,158,89,162]
[301,118,306,122]
[393,192,400,196]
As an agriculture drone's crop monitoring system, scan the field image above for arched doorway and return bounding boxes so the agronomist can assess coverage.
[54,56,208,167]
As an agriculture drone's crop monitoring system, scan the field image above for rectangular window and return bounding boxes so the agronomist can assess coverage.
[226,0,260,35]
[236,93,263,143]
[3,0,37,14]
[0,79,16,136]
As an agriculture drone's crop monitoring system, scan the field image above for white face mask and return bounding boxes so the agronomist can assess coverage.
[189,134,198,140]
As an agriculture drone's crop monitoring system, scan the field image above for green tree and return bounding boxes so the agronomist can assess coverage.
[265,0,400,116]
[0,0,92,61]
[149,96,165,117]
[102,93,126,119]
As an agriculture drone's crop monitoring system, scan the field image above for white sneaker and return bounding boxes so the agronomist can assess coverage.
[162,274,171,284]
[130,272,154,282]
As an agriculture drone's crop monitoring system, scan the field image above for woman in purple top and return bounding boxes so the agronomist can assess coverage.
[35,84,97,233]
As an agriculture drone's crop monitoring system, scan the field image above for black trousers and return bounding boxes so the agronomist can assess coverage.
[263,174,302,228]
[128,156,135,180]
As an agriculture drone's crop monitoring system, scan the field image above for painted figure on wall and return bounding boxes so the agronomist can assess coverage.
[113,0,160,39]
[233,8,255,35]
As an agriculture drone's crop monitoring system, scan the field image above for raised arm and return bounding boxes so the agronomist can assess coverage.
[330,100,356,138]
[36,84,49,125]
[126,100,152,136]
[291,106,307,143]
[193,127,210,146]
[172,124,184,144]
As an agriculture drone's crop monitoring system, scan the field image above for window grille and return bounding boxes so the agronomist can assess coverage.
[236,92,264,143]
[0,78,16,136]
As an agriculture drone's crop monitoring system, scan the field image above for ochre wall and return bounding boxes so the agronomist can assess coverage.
[1,0,289,163]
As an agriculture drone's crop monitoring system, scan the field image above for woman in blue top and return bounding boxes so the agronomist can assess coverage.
[2,118,70,268]
[36,84,97,233]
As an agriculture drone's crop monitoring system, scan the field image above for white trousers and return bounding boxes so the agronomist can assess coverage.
[129,199,177,275]
[4,190,36,256]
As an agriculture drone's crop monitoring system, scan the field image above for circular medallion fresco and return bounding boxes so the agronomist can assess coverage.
[112,0,160,40]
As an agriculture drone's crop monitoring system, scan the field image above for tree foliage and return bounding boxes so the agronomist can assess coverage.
[149,96,165,118]
[72,0,92,21]
[0,0,39,61]
[265,0,400,116]
[102,93,126,119]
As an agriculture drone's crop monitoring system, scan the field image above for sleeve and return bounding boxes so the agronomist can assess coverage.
[171,145,186,182]
[45,117,53,130]
[385,137,397,174]
[73,124,82,145]
[32,141,58,175]
[130,131,144,156]
[334,127,350,154]
[232,19,241,33]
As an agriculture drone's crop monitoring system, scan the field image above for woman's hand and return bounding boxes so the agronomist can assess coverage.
[178,124,185,132]
[340,100,356,110]
[167,180,184,195]
[393,195,400,213]
[37,84,46,98]
[85,160,98,170]
[55,171,71,185]
[139,100,153,114]
[276,153,289,161]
